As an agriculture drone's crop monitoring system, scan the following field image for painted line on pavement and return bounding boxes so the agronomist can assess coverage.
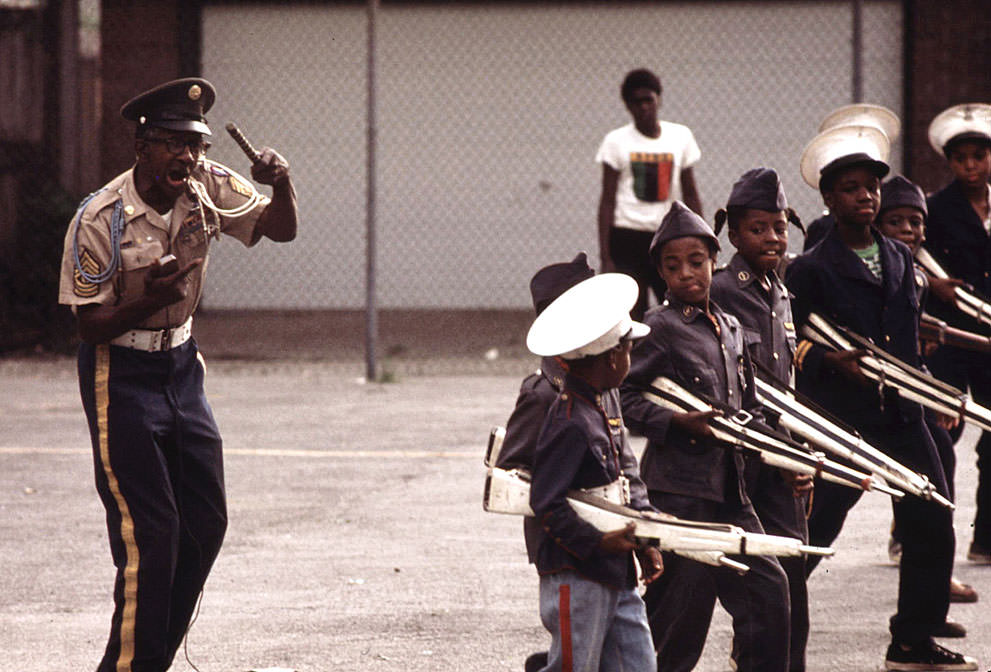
[0,446,478,458]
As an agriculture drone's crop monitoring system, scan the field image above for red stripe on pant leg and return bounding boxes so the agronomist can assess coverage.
[559,584,572,672]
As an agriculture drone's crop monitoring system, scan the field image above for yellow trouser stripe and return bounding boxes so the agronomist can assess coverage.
[95,345,140,672]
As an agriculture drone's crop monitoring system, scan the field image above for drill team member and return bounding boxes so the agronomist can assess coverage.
[786,124,975,671]
[57,78,298,672]
[710,168,813,672]
[620,202,791,672]
[526,272,662,672]
[923,103,991,565]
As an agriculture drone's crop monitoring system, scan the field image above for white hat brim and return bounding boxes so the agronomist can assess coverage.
[927,103,991,155]
[818,103,900,142]
[799,125,890,189]
[526,273,642,358]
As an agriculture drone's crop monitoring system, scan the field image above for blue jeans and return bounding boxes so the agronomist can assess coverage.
[538,571,656,672]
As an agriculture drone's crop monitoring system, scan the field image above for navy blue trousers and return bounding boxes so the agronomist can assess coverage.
[928,344,991,549]
[643,492,791,672]
[78,340,227,672]
[804,415,953,645]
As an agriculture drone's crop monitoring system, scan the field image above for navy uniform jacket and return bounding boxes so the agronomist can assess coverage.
[924,179,991,334]
[530,374,654,589]
[499,357,648,563]
[785,227,938,471]
[620,295,755,505]
[711,253,796,384]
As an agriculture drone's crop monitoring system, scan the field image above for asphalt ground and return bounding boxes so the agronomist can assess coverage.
[2,352,989,672]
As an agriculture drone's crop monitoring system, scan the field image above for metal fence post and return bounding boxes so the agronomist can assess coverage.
[365,0,379,381]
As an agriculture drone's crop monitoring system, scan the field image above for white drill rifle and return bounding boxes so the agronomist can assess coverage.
[482,428,833,571]
[752,361,953,509]
[642,377,904,499]
[802,312,991,433]
[916,247,991,329]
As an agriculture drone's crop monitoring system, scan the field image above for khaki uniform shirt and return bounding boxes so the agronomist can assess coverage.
[58,159,270,330]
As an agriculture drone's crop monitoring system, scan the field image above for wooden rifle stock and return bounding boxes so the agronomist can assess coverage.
[919,314,991,354]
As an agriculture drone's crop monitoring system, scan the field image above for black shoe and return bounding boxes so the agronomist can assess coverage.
[524,651,548,672]
[967,541,991,564]
[884,639,977,671]
[932,620,967,638]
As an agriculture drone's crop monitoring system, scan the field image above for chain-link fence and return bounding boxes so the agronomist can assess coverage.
[198,1,901,316]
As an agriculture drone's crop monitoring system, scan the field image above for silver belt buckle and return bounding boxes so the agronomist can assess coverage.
[159,327,171,351]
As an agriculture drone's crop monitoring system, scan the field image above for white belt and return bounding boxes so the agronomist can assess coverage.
[580,476,631,506]
[111,317,192,352]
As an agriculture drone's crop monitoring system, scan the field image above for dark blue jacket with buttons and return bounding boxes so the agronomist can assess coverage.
[785,226,924,430]
[924,179,991,334]
[500,357,649,564]
[620,295,756,505]
[711,253,797,384]
[530,373,654,589]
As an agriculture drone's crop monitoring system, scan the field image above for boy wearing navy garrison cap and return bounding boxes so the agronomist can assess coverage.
[786,124,975,671]
[710,168,813,672]
[923,104,991,566]
[526,272,661,672]
[57,78,298,672]
[620,202,791,672]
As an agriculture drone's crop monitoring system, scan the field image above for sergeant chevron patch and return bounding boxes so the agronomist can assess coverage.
[73,248,102,297]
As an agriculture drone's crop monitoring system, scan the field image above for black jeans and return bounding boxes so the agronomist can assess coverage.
[609,226,667,321]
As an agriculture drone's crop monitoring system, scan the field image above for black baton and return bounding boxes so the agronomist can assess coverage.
[225,122,262,164]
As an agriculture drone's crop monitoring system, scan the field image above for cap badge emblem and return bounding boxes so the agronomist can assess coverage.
[738,271,750,282]
[188,84,202,101]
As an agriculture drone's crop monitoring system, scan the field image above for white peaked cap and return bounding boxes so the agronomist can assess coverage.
[819,103,901,142]
[800,124,890,189]
[526,273,651,360]
[928,103,991,155]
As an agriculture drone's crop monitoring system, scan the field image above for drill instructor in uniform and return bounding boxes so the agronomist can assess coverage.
[58,78,298,672]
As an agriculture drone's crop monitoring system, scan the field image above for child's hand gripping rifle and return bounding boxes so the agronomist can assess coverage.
[802,312,991,433]
[482,428,834,573]
[916,247,991,328]
[641,377,905,499]
[753,361,953,509]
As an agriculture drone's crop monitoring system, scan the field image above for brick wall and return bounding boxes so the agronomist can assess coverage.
[905,0,991,193]
[99,0,182,183]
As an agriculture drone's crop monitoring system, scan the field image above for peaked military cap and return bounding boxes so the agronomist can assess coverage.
[529,252,596,316]
[726,167,788,212]
[120,78,216,136]
[928,103,991,156]
[649,200,720,267]
[800,124,890,191]
[879,175,927,219]
[527,274,650,360]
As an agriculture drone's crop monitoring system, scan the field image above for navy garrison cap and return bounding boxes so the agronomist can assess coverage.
[120,78,216,136]
[649,201,720,266]
[529,252,596,316]
[879,175,927,219]
[726,168,788,211]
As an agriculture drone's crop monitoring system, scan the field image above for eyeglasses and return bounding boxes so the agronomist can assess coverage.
[145,135,212,157]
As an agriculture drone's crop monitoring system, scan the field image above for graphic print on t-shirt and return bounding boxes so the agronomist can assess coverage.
[630,152,674,202]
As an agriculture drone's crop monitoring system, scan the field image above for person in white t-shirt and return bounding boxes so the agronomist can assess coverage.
[597,68,702,319]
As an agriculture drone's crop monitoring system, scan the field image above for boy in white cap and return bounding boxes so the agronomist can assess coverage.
[923,103,991,565]
[786,125,975,670]
[526,272,661,672]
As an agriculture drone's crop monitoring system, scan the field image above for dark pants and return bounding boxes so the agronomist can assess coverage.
[644,491,790,672]
[805,417,953,645]
[609,227,667,321]
[928,344,991,549]
[79,340,228,672]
